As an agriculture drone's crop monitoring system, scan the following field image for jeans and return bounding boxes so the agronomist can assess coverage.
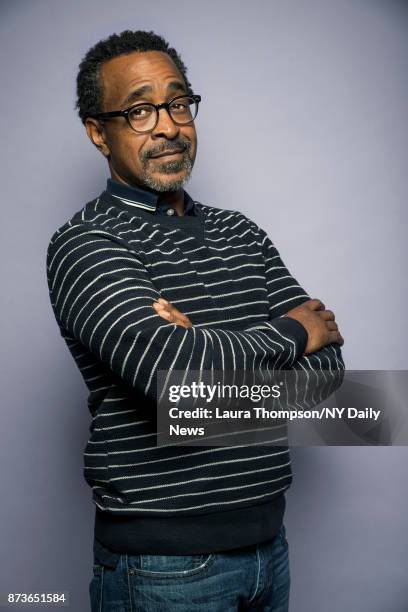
[89,524,290,611]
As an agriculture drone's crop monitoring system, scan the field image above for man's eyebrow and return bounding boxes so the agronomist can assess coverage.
[123,80,187,106]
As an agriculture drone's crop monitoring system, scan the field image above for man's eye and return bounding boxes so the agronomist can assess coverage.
[129,106,153,120]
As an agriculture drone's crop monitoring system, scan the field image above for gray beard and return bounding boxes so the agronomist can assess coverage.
[139,150,194,192]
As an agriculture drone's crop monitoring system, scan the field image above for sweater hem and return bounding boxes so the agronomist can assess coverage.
[94,493,286,556]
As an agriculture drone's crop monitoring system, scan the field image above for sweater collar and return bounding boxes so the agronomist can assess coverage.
[106,178,196,216]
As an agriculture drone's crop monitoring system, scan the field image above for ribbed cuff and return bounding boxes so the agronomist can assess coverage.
[247,317,308,361]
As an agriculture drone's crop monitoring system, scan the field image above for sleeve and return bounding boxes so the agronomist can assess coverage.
[46,223,312,404]
[254,222,345,373]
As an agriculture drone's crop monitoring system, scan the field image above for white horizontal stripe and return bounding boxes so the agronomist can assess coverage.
[111,193,156,211]
[111,458,292,488]
[95,485,290,512]
[128,473,291,505]
[106,448,290,472]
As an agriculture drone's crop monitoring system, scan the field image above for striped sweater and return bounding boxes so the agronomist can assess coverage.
[46,185,344,554]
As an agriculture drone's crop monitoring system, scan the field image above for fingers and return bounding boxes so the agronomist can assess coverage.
[326,320,338,331]
[328,330,344,346]
[152,298,172,313]
[319,309,335,321]
[306,298,326,311]
[152,299,192,328]
[152,299,172,320]
[154,297,171,312]
[152,303,172,321]
[155,299,183,320]
[152,301,174,320]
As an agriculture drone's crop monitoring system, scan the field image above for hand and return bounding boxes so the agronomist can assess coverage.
[152,298,193,328]
[283,298,344,355]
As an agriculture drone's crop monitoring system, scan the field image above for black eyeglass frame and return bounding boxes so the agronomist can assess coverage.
[89,94,202,133]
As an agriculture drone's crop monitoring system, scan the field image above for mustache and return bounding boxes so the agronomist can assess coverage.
[142,139,192,160]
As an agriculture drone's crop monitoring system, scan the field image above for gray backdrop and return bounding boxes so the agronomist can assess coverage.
[1,0,407,610]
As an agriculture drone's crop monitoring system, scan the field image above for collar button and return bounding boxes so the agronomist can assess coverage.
[166,208,176,216]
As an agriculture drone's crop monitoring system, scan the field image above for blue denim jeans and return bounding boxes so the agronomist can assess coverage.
[89,524,290,611]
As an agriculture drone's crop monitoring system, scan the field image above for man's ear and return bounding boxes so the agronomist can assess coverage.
[85,118,110,158]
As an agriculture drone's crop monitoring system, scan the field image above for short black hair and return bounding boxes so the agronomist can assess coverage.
[76,29,193,124]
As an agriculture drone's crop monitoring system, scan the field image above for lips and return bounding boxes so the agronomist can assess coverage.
[150,149,184,158]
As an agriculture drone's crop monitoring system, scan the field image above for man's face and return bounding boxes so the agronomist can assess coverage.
[86,50,197,192]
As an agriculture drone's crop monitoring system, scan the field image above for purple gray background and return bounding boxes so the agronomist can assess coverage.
[1,0,407,610]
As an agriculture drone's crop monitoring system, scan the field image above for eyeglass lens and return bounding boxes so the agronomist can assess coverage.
[128,96,198,133]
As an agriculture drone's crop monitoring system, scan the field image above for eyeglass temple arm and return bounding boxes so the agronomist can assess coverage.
[94,110,125,119]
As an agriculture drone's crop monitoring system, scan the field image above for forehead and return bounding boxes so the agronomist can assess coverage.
[99,50,185,106]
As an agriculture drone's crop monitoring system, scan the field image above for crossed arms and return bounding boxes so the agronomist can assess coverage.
[152,225,344,369]
[46,220,345,405]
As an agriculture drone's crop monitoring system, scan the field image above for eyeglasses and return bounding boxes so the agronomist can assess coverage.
[90,94,201,134]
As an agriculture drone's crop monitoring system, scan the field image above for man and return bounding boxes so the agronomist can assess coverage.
[46,29,344,611]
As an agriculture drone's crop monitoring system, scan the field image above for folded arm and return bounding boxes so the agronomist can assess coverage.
[46,224,314,403]
[254,222,345,373]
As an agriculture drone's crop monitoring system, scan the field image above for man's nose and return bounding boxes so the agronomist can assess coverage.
[151,107,180,139]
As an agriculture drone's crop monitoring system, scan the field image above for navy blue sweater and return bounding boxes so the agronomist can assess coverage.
[46,180,344,555]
